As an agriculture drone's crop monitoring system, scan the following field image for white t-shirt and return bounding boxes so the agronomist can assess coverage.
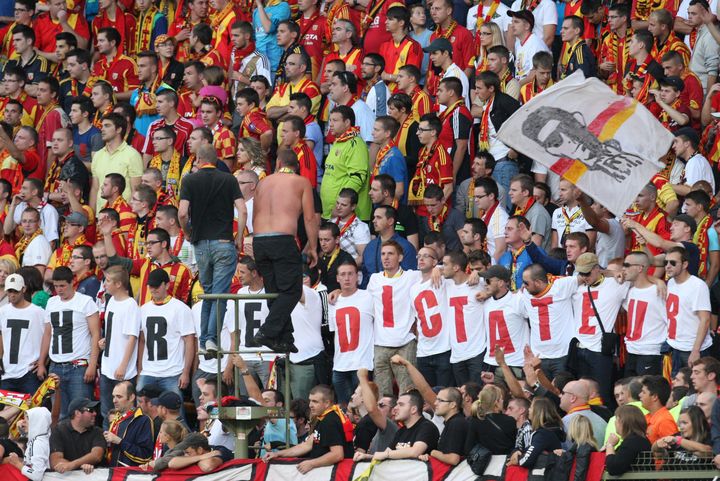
[521,276,577,359]
[328,289,374,372]
[22,235,52,267]
[193,300,232,373]
[551,205,593,247]
[483,291,529,367]
[367,270,421,347]
[486,204,509,263]
[467,2,511,32]
[445,281,486,363]
[0,303,45,379]
[514,33,551,80]
[290,285,325,363]
[228,286,271,360]
[170,235,197,273]
[484,98,510,159]
[441,64,470,110]
[683,153,715,191]
[13,202,60,243]
[410,278,450,357]
[351,99,375,143]
[101,297,141,380]
[623,285,668,356]
[331,216,371,260]
[511,0,558,39]
[139,298,195,377]
[596,218,626,269]
[44,292,99,363]
[573,278,629,353]
[666,275,712,352]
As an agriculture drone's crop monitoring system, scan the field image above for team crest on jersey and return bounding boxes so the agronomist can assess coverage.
[313,24,318,30]
[27,73,34,81]
[113,73,119,79]
[451,36,456,42]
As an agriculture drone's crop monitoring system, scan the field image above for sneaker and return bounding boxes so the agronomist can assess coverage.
[205,339,219,355]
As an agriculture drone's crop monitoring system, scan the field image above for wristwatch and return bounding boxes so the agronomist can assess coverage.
[240,369,250,375]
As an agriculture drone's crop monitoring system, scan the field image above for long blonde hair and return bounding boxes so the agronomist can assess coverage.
[472,384,503,419]
[567,415,598,449]
[484,22,505,48]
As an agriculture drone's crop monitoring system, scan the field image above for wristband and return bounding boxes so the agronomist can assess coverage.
[675,436,683,446]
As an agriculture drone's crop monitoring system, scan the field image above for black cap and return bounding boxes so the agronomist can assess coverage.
[508,10,535,31]
[674,126,700,146]
[67,398,99,415]
[423,37,453,54]
[152,390,182,410]
[659,75,684,92]
[147,268,170,288]
[479,265,511,283]
[673,214,697,235]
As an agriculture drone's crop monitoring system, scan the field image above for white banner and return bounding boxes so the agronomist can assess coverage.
[497,72,671,217]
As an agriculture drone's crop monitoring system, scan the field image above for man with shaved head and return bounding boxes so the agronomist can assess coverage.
[559,380,607,448]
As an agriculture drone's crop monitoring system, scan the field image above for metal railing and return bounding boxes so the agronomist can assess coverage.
[200,293,293,459]
[603,450,720,480]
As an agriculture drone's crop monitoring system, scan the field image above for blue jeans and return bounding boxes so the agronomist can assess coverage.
[0,370,41,395]
[196,240,237,347]
[492,159,519,212]
[671,347,712,376]
[417,350,454,388]
[540,356,568,381]
[137,374,185,419]
[49,362,93,420]
[452,353,485,386]
[576,348,614,408]
[332,370,363,406]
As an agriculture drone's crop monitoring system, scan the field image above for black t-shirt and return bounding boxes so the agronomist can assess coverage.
[179,166,243,243]
[464,413,518,455]
[354,414,378,452]
[680,241,701,276]
[369,204,419,240]
[309,410,354,459]
[211,445,234,463]
[390,417,439,453]
[437,413,468,456]
[49,421,106,462]
[0,438,22,458]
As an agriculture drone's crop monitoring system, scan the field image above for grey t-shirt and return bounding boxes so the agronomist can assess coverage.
[596,218,626,268]
[525,201,552,251]
[368,419,399,453]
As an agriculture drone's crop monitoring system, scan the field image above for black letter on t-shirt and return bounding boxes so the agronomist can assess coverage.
[50,311,73,355]
[146,316,168,361]
[6,319,29,364]
[103,311,114,358]
[244,302,263,347]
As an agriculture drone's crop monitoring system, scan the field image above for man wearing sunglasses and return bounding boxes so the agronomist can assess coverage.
[665,246,713,374]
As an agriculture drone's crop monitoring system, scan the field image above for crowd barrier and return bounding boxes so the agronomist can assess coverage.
[0,454,610,481]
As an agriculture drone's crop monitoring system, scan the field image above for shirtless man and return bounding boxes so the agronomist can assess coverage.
[252,148,318,353]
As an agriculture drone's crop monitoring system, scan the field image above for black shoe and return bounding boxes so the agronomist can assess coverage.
[253,331,275,349]
[273,340,298,353]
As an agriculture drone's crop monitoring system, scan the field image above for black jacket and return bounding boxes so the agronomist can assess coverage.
[490,91,521,132]
[548,442,596,481]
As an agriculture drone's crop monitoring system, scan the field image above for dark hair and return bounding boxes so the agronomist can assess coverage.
[477,70,501,93]
[157,89,179,107]
[445,250,468,271]
[398,64,422,83]
[134,184,158,209]
[318,221,341,237]
[11,24,35,44]
[105,173,126,193]
[418,113,442,136]
[364,52,385,71]
[92,79,114,100]
[475,177,499,200]
[693,356,720,384]
[563,14,584,31]
[278,19,301,38]
[608,2,630,20]
[99,207,120,226]
[331,105,355,124]
[66,48,91,67]
[641,375,671,405]
[376,205,398,224]
[465,218,488,240]
[333,71,358,93]
[439,77,463,98]
[681,405,710,443]
[55,31,77,48]
[401,389,424,414]
[375,115,400,137]
[685,190,711,212]
[52,266,74,283]
[236,87,260,108]
[18,266,43,301]
[192,23,213,45]
[284,115,306,138]
[633,30,654,53]
[373,174,396,196]
[231,20,254,37]
[386,5,410,27]
[338,187,359,205]
[113,102,136,126]
[487,45,511,61]
[71,95,95,117]
[615,404,647,438]
[667,245,689,264]
[387,92,413,113]
[2,66,26,84]
[101,112,128,138]
[289,92,312,113]
[148,228,171,250]
[277,148,299,170]
[565,232,589,249]
[98,27,121,47]
[661,50,685,66]
[290,398,310,421]
[192,126,214,144]
[423,184,444,201]
[468,249,491,266]
[510,173,534,196]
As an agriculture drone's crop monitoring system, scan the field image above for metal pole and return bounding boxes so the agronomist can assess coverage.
[216,298,222,402]
[284,353,291,449]
[233,299,240,398]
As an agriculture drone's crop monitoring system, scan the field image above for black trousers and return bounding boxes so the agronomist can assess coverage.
[253,234,303,341]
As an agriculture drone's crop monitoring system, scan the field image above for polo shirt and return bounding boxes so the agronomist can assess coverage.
[49,421,106,462]
[91,142,144,212]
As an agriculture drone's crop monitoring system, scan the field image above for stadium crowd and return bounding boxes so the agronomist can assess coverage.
[1,0,720,478]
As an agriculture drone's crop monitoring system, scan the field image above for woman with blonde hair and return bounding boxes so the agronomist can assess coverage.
[509,397,565,468]
[474,22,505,75]
[235,138,267,179]
[0,259,17,307]
[464,384,517,455]
[549,416,598,481]
[142,419,189,470]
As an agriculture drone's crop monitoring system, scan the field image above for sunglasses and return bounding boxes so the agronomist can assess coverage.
[664,259,678,266]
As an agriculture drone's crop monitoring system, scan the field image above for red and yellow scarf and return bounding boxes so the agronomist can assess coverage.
[478,95,493,151]
[694,214,711,278]
[149,150,182,199]
[335,126,361,143]
[15,229,42,261]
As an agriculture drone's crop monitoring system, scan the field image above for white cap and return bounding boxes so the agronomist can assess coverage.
[5,274,24,292]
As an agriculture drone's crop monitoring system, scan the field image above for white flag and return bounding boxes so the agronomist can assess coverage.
[497,72,672,217]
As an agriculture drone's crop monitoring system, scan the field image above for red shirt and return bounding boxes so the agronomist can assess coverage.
[177,89,198,121]
[22,148,42,183]
[430,21,474,70]
[36,106,68,176]
[682,71,703,130]
[143,116,195,156]
[88,54,140,94]
[298,12,329,80]
[363,0,405,54]
[438,100,472,152]
[379,35,423,81]
[91,9,137,55]
[322,47,364,84]
[34,12,90,53]
[239,108,272,141]
[293,141,318,187]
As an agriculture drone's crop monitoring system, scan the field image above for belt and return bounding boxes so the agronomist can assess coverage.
[53,359,89,367]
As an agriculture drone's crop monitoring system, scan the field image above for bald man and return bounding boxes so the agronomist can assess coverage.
[559,380,607,448]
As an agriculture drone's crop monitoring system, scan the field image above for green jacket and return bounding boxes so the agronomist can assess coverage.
[320,135,370,220]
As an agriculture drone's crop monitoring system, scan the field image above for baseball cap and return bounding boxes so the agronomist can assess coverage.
[479,265,511,283]
[64,211,88,228]
[67,398,99,415]
[152,391,182,410]
[5,274,25,292]
[147,268,170,288]
[508,10,535,31]
[673,214,697,234]
[575,253,599,275]
[423,37,453,54]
